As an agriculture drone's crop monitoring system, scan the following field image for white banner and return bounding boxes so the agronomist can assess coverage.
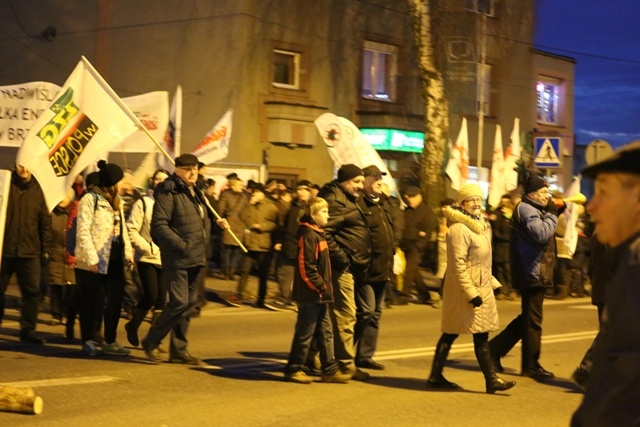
[0,169,11,269]
[445,117,470,191]
[0,82,61,147]
[488,124,506,209]
[16,58,139,211]
[314,112,398,197]
[110,91,169,153]
[192,109,233,165]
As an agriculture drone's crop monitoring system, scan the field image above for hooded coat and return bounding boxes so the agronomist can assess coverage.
[440,206,501,335]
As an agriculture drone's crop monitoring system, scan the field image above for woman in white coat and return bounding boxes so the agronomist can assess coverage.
[426,182,516,394]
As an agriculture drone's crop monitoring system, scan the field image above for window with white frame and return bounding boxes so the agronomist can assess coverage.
[362,41,397,101]
[536,77,562,125]
[272,49,300,89]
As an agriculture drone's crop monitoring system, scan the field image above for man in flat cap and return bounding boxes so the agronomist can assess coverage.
[318,164,371,380]
[572,141,640,426]
[142,154,224,364]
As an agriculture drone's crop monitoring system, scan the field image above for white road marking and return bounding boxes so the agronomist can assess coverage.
[1,375,118,388]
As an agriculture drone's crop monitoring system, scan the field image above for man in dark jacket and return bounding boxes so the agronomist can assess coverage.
[489,171,562,379]
[142,154,221,364]
[0,165,52,344]
[318,164,371,381]
[572,141,640,426]
[354,165,395,371]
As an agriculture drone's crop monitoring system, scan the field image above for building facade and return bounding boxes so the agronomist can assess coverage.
[0,0,574,191]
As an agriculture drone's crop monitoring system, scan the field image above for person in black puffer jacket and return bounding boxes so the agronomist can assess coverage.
[142,154,218,365]
[318,164,372,381]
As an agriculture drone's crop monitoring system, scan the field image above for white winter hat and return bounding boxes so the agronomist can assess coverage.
[457,182,483,204]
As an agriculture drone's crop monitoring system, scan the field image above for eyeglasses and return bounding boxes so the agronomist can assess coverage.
[464,196,483,204]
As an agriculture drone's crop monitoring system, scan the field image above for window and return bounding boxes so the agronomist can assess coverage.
[272,49,300,89]
[536,77,561,125]
[464,0,495,16]
[362,41,397,101]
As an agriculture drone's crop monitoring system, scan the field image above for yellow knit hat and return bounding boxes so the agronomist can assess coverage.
[457,182,483,204]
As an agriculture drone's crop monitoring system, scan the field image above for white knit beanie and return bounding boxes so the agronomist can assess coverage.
[457,182,483,204]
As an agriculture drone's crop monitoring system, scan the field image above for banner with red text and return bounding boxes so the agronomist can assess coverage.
[110,91,169,153]
[191,109,232,165]
[0,82,61,147]
[16,59,138,211]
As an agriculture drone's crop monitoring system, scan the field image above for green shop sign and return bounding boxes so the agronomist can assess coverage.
[361,128,424,153]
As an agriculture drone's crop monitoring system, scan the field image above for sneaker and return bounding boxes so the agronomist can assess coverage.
[169,352,202,365]
[103,342,131,356]
[82,340,99,357]
[321,371,351,383]
[142,339,163,363]
[263,301,286,311]
[285,371,313,384]
[92,331,105,347]
[224,294,243,307]
[350,367,371,381]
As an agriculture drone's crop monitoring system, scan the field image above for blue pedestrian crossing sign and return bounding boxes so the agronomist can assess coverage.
[534,137,561,168]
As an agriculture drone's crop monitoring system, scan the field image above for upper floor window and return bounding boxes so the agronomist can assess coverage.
[465,0,495,16]
[273,49,300,89]
[536,77,562,125]
[362,41,397,102]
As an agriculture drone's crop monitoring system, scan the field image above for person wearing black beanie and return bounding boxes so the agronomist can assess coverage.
[74,160,134,357]
[489,169,563,380]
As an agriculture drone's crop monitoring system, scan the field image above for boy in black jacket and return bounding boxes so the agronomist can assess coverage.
[284,197,351,384]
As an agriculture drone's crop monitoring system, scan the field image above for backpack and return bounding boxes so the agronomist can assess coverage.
[66,192,99,257]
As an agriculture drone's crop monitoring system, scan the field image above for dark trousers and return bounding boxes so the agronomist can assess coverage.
[221,244,243,274]
[236,251,273,304]
[50,284,76,321]
[135,262,166,312]
[145,266,201,356]
[0,256,41,335]
[286,302,338,375]
[76,258,125,344]
[402,246,424,295]
[493,261,513,295]
[489,287,546,370]
[354,280,386,361]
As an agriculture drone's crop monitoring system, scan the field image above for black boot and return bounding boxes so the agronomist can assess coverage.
[124,308,147,347]
[427,335,462,390]
[475,339,516,394]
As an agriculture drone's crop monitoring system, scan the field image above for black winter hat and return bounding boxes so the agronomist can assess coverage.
[524,171,548,194]
[97,160,124,188]
[85,171,100,189]
[175,154,199,167]
[337,164,363,182]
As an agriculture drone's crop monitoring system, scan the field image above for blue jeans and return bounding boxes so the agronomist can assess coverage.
[286,302,338,375]
[355,280,387,361]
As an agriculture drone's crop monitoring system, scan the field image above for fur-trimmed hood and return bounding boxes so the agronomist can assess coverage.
[443,206,488,234]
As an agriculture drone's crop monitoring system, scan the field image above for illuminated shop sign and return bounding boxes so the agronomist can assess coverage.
[361,128,424,153]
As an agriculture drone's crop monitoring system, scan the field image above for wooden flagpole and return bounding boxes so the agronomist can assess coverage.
[80,56,247,252]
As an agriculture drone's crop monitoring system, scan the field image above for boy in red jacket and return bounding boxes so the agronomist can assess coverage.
[284,197,351,384]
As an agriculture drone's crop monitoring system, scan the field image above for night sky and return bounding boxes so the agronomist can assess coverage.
[535,0,640,149]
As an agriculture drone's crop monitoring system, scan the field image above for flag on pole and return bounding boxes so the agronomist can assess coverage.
[488,124,505,209]
[191,108,232,165]
[159,85,182,171]
[563,175,582,256]
[16,58,139,211]
[109,91,169,153]
[445,117,469,191]
[504,117,521,191]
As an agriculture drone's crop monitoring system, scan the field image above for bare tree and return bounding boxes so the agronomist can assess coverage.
[409,0,449,210]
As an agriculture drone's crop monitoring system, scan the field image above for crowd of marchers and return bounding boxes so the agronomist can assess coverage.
[2,141,640,425]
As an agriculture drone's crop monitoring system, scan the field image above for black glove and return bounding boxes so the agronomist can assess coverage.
[469,296,483,307]
[557,200,567,216]
[41,252,50,266]
[545,198,559,217]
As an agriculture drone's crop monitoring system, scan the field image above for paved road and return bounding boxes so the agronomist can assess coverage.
[0,278,597,427]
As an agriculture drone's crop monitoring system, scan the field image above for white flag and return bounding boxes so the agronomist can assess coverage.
[504,117,521,191]
[110,91,169,153]
[16,57,138,211]
[488,124,506,209]
[563,176,582,256]
[445,118,469,191]
[192,109,232,165]
[158,85,182,172]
